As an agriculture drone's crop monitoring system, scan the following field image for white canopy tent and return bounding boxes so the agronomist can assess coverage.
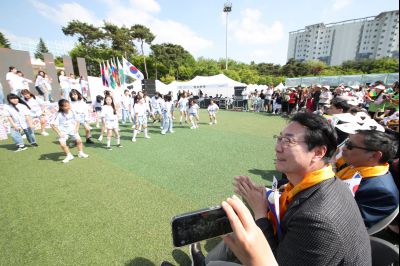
[169,74,247,97]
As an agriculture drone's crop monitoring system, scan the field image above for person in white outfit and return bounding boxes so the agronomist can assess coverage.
[21,89,49,136]
[207,100,219,125]
[101,95,121,150]
[131,95,150,142]
[50,99,89,163]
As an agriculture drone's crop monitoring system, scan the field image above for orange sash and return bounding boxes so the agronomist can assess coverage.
[336,163,389,180]
[268,165,335,235]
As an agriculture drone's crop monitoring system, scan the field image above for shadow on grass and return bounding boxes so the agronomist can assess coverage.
[172,249,191,266]
[0,144,17,151]
[39,152,65,162]
[125,257,155,266]
[248,169,282,182]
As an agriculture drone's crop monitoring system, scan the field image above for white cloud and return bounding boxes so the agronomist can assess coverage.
[29,0,100,25]
[230,8,284,45]
[103,1,213,56]
[29,0,213,57]
[333,0,353,10]
[130,0,161,13]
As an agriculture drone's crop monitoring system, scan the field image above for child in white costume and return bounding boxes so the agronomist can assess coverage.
[207,100,219,125]
[50,99,89,163]
[21,89,49,136]
[69,89,94,144]
[132,95,150,142]
[101,95,121,150]
[4,93,38,151]
[177,92,189,124]
[161,94,174,135]
[188,99,200,129]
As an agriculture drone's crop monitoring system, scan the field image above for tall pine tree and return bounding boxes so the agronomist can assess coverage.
[34,38,49,60]
[0,32,11,48]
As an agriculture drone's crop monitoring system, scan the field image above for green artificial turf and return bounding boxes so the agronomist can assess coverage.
[0,110,288,265]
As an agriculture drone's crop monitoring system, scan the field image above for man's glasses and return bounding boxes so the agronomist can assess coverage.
[345,140,377,152]
[273,135,305,147]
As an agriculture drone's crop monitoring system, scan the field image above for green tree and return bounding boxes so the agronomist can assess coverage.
[62,20,105,46]
[34,38,49,60]
[223,69,240,81]
[131,24,155,79]
[103,22,137,57]
[239,69,260,84]
[161,74,175,84]
[0,32,11,48]
[194,57,221,76]
[150,43,195,80]
[304,60,328,76]
[54,56,64,67]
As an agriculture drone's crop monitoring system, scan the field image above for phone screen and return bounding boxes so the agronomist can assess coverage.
[171,206,233,247]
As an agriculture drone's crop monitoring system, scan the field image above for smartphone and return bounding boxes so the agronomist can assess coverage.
[171,206,233,247]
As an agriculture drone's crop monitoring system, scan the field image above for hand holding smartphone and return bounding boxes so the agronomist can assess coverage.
[171,206,233,247]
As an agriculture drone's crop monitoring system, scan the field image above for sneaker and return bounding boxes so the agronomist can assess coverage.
[214,120,217,124]
[31,143,39,147]
[190,243,205,266]
[131,138,136,142]
[145,135,151,139]
[209,122,213,125]
[190,126,196,129]
[78,152,89,158]
[106,146,112,151]
[161,131,166,135]
[117,144,123,148]
[169,130,174,133]
[86,138,94,144]
[98,135,103,142]
[15,146,28,152]
[41,131,49,136]
[62,154,74,163]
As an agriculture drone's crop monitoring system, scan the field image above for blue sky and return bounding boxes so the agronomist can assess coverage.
[1,0,398,65]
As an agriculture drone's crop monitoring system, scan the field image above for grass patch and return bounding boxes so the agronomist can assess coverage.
[0,110,287,265]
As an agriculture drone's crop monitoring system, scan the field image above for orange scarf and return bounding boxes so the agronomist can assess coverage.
[336,163,389,180]
[268,165,335,236]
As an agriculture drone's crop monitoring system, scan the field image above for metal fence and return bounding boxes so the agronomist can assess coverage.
[285,73,399,87]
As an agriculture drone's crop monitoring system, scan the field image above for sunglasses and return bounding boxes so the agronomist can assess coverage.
[345,141,377,152]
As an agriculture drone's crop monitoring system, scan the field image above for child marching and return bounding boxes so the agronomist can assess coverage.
[21,89,49,136]
[50,99,89,163]
[207,99,219,125]
[177,92,189,125]
[132,95,150,142]
[69,89,94,144]
[188,99,200,129]
[161,94,174,135]
[101,95,121,150]
[4,93,38,151]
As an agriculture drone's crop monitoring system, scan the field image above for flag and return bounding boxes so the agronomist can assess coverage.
[107,61,116,89]
[100,62,108,87]
[111,58,120,87]
[123,57,144,80]
[342,172,362,197]
[103,61,111,87]
[117,58,125,85]
[266,188,281,240]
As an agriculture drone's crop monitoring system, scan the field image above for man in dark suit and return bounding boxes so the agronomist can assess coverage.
[337,130,399,228]
[191,112,371,266]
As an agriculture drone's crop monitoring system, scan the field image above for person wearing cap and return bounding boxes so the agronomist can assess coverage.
[318,85,332,110]
[367,81,388,118]
[337,130,399,228]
